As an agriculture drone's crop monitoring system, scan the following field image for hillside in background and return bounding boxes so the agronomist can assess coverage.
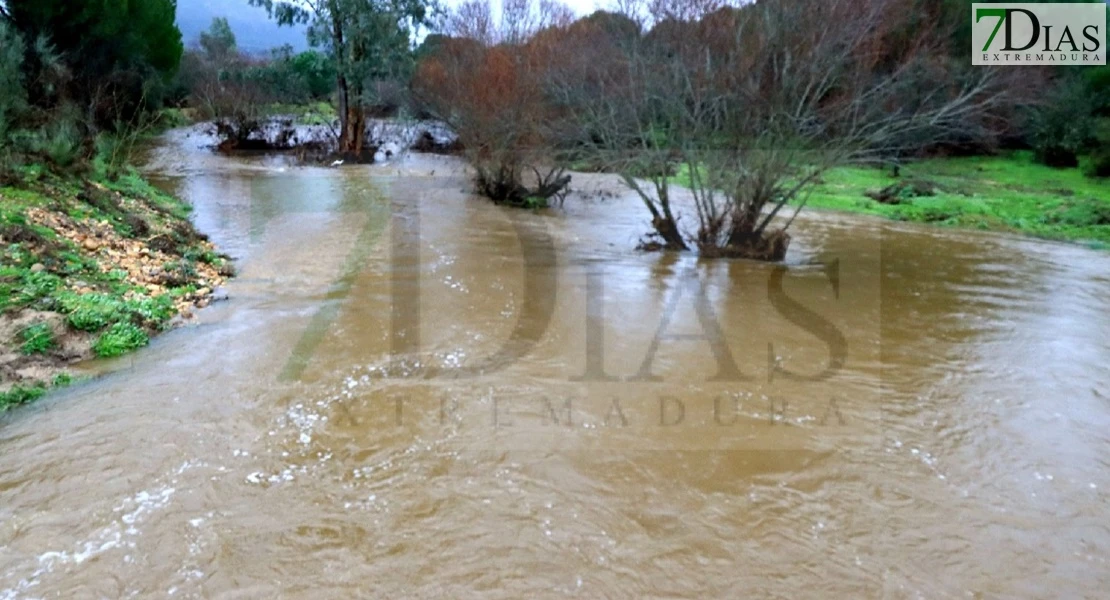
[177,0,308,53]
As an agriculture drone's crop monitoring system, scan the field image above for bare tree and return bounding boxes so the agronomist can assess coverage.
[537,0,576,31]
[445,0,577,47]
[607,0,648,28]
[647,0,727,23]
[501,0,539,44]
[416,0,577,207]
[444,0,495,46]
[558,0,1015,259]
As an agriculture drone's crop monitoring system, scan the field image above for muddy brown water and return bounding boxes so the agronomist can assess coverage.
[2,129,1109,598]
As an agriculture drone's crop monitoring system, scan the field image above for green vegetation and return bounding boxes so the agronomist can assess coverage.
[799,153,1110,246]
[0,371,81,414]
[59,291,178,333]
[0,384,47,412]
[93,322,150,358]
[0,166,229,408]
[267,101,338,126]
[1025,60,1110,173]
[20,323,55,355]
[0,169,225,312]
[0,2,241,412]
[0,1,184,172]
[252,0,431,155]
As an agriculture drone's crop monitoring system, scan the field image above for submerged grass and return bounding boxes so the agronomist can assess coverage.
[0,373,81,413]
[0,383,47,412]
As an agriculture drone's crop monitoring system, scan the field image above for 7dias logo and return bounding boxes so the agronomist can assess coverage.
[973,3,1106,65]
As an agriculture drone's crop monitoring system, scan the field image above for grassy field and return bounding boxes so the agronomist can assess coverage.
[801,152,1110,248]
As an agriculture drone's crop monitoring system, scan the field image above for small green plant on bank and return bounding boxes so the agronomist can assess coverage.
[20,323,54,355]
[0,384,47,412]
[15,271,64,308]
[0,373,79,414]
[57,291,177,333]
[92,322,149,358]
[60,293,127,332]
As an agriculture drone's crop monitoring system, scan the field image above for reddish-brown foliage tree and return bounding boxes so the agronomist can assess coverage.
[415,1,575,207]
[419,0,1040,255]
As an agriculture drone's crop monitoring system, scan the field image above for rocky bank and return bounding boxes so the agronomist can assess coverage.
[0,168,233,409]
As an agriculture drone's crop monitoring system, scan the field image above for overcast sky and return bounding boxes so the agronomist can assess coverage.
[560,0,601,12]
[444,0,608,18]
[177,0,614,52]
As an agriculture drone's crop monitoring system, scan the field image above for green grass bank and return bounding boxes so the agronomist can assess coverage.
[801,152,1110,248]
[0,165,232,412]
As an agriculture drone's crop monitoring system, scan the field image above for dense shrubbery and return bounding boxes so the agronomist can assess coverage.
[2,0,182,128]
[1087,121,1110,178]
[1029,80,1097,169]
[0,21,25,145]
[1026,66,1110,171]
[1080,66,1110,178]
[0,1,184,178]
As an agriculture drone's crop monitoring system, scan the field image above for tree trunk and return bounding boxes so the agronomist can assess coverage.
[342,102,365,158]
[653,215,686,250]
[655,184,687,250]
[336,73,350,147]
[706,229,790,261]
[332,10,358,157]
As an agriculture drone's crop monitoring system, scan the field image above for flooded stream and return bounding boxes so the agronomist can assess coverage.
[2,128,1109,598]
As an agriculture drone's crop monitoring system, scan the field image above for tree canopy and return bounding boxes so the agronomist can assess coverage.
[3,0,183,81]
[251,0,432,155]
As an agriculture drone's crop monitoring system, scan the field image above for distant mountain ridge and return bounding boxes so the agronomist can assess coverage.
[176,0,308,53]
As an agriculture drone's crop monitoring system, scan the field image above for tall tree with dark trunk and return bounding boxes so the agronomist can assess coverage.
[251,0,430,159]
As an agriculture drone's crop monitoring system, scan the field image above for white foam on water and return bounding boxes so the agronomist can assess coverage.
[0,462,195,598]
